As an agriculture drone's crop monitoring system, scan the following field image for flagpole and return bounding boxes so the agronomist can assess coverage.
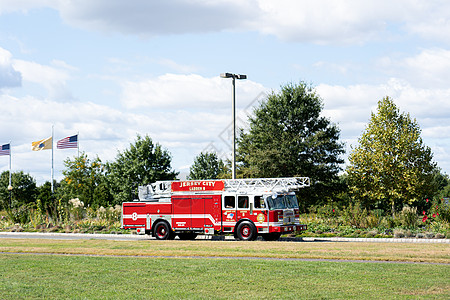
[8,140,12,209]
[77,131,79,158]
[51,125,54,193]
[8,140,11,187]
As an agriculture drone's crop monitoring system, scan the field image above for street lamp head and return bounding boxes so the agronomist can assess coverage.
[7,185,12,191]
[220,73,233,78]
[220,73,247,80]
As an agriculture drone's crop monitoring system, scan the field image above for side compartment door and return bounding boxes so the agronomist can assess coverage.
[172,196,191,229]
[204,195,221,229]
[191,196,206,229]
[122,202,147,228]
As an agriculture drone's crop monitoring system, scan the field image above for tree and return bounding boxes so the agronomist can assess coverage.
[106,134,178,204]
[59,152,107,208]
[36,181,57,215]
[346,97,437,215]
[187,152,227,180]
[0,171,37,210]
[237,82,345,209]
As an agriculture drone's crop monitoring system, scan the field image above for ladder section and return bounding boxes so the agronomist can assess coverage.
[222,177,310,193]
[142,177,310,199]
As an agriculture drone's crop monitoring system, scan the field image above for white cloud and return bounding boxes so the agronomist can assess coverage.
[318,79,450,173]
[54,0,257,36]
[380,48,450,89]
[12,58,74,100]
[255,1,450,44]
[121,73,265,110]
[4,0,450,45]
[0,47,22,89]
[0,79,264,183]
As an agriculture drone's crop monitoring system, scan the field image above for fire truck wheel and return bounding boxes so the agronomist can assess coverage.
[261,233,281,241]
[153,221,173,240]
[236,221,257,241]
[177,233,198,240]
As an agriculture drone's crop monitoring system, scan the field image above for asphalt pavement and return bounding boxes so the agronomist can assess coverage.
[0,231,449,243]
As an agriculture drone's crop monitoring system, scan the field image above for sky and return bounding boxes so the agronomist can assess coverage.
[1,0,450,184]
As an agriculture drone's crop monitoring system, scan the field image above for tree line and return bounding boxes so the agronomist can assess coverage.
[1,82,449,222]
[188,82,449,216]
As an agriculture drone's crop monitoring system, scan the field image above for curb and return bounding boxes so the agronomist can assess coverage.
[298,237,450,244]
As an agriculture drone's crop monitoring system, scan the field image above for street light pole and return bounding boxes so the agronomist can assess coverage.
[220,73,247,179]
[7,184,12,209]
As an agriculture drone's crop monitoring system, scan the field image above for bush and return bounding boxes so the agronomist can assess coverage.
[404,230,415,238]
[342,203,368,228]
[379,216,397,229]
[7,204,32,224]
[430,198,450,223]
[426,232,435,238]
[398,206,418,229]
[365,213,380,228]
[312,204,340,219]
[394,230,405,238]
[365,230,378,238]
[435,233,445,239]
[68,198,85,221]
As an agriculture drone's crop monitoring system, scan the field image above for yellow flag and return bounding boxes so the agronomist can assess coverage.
[31,137,52,151]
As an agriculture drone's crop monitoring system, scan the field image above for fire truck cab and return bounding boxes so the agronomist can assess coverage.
[121,177,309,241]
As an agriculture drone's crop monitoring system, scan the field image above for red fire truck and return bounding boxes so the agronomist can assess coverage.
[121,177,309,241]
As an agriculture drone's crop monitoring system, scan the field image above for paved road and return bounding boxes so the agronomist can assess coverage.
[1,231,449,243]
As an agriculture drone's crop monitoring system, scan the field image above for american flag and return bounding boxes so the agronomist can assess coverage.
[0,143,10,156]
[57,135,78,149]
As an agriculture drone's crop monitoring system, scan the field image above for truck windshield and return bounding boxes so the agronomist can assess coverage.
[266,194,299,210]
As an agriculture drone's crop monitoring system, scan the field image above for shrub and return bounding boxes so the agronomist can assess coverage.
[430,198,450,223]
[365,230,378,237]
[365,213,380,228]
[398,206,418,229]
[425,232,435,239]
[342,203,369,228]
[435,233,445,239]
[7,204,31,224]
[394,230,405,238]
[68,198,85,221]
[312,204,339,219]
[404,230,415,238]
[379,216,396,229]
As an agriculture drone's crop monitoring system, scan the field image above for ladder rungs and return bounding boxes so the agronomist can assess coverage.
[147,177,310,196]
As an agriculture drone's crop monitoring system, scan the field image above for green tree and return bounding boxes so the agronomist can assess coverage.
[59,152,107,208]
[106,134,178,204]
[237,82,345,209]
[346,97,437,215]
[0,171,37,210]
[432,170,449,199]
[36,181,58,215]
[187,152,226,180]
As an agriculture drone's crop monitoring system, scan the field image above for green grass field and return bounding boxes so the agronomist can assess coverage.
[0,239,449,299]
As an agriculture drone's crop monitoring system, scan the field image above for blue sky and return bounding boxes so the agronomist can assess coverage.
[1,0,450,184]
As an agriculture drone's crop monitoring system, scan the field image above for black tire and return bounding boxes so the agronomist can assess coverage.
[235,221,257,241]
[261,233,281,241]
[177,233,198,240]
[153,221,174,240]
